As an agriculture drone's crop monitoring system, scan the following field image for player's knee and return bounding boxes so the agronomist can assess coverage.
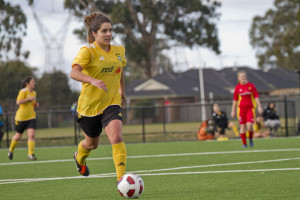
[85,141,99,150]
[89,143,98,150]
[111,134,123,144]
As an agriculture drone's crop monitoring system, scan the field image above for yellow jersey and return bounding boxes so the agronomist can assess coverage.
[15,87,37,121]
[72,42,126,117]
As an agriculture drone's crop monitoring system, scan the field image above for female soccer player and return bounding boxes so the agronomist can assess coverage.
[8,77,39,160]
[231,71,263,148]
[70,13,127,180]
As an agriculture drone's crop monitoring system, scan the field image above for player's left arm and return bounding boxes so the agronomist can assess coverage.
[252,84,262,114]
[255,97,263,114]
[119,46,126,103]
[34,92,39,108]
[119,70,126,103]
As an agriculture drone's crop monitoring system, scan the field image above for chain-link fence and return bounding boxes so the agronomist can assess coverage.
[0,97,298,148]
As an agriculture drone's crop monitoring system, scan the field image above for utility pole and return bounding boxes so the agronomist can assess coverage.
[199,67,206,121]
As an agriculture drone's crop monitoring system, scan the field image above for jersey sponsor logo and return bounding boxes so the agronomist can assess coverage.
[240,91,252,96]
[101,66,122,74]
[115,66,121,74]
[99,56,105,60]
[101,66,114,73]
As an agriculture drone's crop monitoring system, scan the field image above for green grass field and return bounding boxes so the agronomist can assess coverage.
[0,137,300,200]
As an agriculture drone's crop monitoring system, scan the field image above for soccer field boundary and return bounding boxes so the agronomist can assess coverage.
[1,157,300,185]
[1,148,300,166]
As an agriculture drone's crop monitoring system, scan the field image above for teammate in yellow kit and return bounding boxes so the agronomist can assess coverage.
[8,77,39,160]
[70,13,127,180]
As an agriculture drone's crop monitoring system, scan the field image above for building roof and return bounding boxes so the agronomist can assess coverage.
[126,66,299,99]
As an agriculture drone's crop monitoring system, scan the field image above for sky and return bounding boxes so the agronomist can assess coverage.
[10,0,274,83]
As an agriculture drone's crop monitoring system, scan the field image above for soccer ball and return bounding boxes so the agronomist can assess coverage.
[117,174,144,199]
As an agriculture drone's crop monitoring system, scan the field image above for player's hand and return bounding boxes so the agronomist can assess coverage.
[258,106,263,114]
[35,102,39,108]
[121,93,126,103]
[90,78,108,92]
[231,111,235,118]
[28,96,36,101]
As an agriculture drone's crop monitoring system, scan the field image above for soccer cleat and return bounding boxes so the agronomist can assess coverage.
[74,152,90,176]
[8,151,13,160]
[28,154,37,160]
[242,144,247,148]
[249,140,254,147]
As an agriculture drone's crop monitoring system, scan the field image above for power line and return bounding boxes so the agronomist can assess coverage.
[30,1,71,72]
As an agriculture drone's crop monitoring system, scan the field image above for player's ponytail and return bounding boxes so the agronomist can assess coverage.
[21,76,33,88]
[84,12,112,44]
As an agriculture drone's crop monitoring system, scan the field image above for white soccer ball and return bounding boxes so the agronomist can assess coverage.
[117,173,144,199]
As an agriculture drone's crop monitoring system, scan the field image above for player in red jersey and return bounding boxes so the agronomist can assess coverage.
[231,71,263,148]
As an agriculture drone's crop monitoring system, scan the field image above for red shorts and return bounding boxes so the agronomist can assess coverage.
[237,107,255,124]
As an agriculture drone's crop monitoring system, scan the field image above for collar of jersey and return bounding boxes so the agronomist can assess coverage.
[94,42,111,54]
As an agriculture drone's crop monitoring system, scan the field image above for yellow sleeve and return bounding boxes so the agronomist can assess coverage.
[72,47,92,69]
[121,46,126,67]
[16,89,26,102]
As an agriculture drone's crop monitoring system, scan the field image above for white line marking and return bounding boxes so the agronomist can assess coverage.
[1,148,300,166]
[127,157,300,174]
[1,157,300,185]
[137,168,300,176]
[1,168,300,185]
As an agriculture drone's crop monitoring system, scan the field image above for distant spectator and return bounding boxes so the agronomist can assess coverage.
[212,103,239,139]
[253,116,270,138]
[0,105,4,142]
[71,101,78,120]
[263,101,280,137]
[197,119,215,141]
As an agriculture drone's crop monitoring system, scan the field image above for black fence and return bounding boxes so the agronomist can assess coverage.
[0,97,298,148]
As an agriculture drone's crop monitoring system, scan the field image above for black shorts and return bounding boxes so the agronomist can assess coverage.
[15,119,36,134]
[77,105,123,138]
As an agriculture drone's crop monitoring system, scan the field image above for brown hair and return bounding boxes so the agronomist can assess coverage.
[84,13,112,44]
[21,76,34,88]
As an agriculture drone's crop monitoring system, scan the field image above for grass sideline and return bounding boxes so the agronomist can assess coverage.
[0,137,300,199]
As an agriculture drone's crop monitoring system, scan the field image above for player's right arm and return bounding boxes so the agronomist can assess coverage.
[231,100,237,118]
[16,90,35,106]
[70,47,107,91]
[70,65,107,92]
[231,86,239,118]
